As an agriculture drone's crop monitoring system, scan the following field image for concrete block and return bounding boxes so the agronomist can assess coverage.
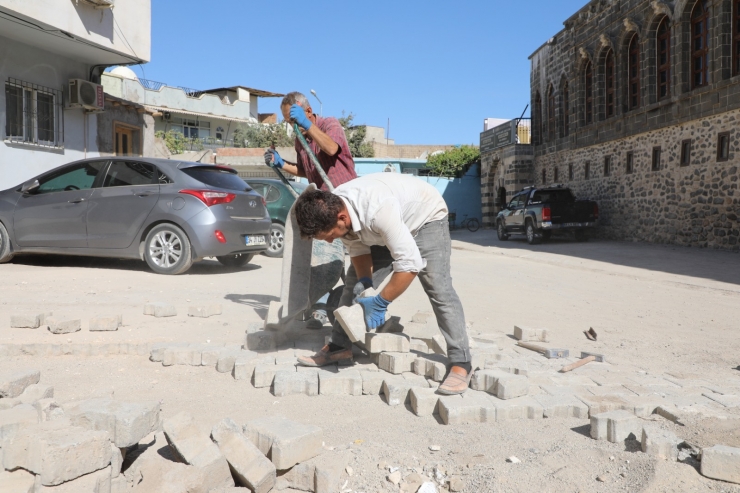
[438,391,496,425]
[577,394,635,417]
[430,335,447,356]
[365,332,410,354]
[201,345,226,367]
[18,383,54,405]
[110,475,127,493]
[0,369,40,398]
[495,373,529,400]
[381,375,430,407]
[110,443,123,478]
[641,426,680,460]
[273,371,319,397]
[188,304,222,318]
[274,353,297,365]
[2,420,112,486]
[0,404,39,441]
[34,398,65,422]
[590,410,640,442]
[64,398,161,448]
[413,354,447,382]
[701,445,740,484]
[216,349,244,373]
[534,394,589,419]
[245,330,283,352]
[143,302,177,317]
[89,316,121,331]
[513,325,549,342]
[211,418,276,493]
[162,345,202,366]
[253,364,296,388]
[361,371,386,395]
[0,469,34,493]
[410,339,430,354]
[162,411,234,488]
[490,396,544,420]
[46,317,81,334]
[39,312,53,324]
[264,300,282,330]
[313,451,350,493]
[244,416,322,470]
[233,354,272,381]
[487,359,529,376]
[411,311,434,324]
[409,387,440,416]
[10,314,40,329]
[149,342,186,362]
[378,352,416,374]
[333,304,366,343]
[318,369,362,396]
[33,466,112,493]
[470,369,508,393]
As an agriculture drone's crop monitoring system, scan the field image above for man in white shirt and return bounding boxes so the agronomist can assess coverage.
[295,173,473,395]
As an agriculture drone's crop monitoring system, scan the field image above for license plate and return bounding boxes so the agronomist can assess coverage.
[245,235,266,246]
[564,223,582,227]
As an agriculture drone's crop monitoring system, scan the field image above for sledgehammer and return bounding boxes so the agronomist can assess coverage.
[516,341,569,359]
[559,351,605,373]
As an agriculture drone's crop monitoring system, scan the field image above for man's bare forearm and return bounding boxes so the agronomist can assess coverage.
[380,272,417,302]
[351,254,373,281]
[279,162,305,178]
[306,125,339,156]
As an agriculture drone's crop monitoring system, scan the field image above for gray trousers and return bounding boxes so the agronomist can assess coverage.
[330,220,471,364]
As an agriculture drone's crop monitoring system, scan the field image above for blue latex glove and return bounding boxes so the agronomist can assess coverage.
[352,277,374,304]
[263,149,284,168]
[356,294,391,331]
[289,104,312,131]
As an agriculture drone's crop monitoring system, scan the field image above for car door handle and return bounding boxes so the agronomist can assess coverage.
[134,190,157,197]
[68,198,86,204]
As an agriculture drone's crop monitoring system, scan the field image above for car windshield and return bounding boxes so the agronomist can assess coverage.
[530,189,575,204]
[289,181,308,193]
[182,167,249,191]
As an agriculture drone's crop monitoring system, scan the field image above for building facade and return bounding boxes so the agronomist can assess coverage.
[530,0,740,250]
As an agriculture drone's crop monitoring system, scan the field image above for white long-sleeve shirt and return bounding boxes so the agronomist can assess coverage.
[333,173,448,273]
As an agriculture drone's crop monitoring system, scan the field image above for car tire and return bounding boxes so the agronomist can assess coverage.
[0,222,14,264]
[216,253,254,268]
[497,221,509,241]
[264,223,285,258]
[574,229,588,242]
[144,223,193,275]
[526,220,541,245]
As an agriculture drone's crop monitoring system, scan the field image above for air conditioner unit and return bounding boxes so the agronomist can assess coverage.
[80,0,115,8]
[68,79,104,111]
[402,168,419,176]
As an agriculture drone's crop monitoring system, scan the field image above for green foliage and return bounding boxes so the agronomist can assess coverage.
[232,123,292,148]
[338,112,375,158]
[155,130,203,154]
[426,145,481,177]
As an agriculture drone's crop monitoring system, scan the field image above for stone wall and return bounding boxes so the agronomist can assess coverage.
[481,145,534,226]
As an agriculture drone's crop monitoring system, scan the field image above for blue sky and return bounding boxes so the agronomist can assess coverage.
[137,0,587,145]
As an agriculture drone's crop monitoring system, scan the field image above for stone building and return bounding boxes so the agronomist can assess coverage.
[526,0,740,250]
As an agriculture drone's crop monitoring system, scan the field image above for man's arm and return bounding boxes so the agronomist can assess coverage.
[305,123,339,157]
[278,161,305,178]
[350,254,373,280]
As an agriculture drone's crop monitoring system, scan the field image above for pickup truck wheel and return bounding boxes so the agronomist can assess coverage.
[526,220,541,245]
[574,230,588,242]
[497,221,509,241]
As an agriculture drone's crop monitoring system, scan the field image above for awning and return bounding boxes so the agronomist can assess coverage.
[143,105,257,124]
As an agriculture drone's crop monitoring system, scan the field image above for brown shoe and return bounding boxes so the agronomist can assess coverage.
[437,366,473,395]
[297,345,353,367]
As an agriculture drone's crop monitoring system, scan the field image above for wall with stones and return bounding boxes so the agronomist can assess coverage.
[481,145,534,226]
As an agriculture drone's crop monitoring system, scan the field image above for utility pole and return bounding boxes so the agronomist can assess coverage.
[310,89,322,116]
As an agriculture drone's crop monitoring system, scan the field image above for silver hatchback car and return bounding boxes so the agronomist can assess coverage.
[0,157,271,274]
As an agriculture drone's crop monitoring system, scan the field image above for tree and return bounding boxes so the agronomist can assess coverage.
[232,123,292,148]
[338,112,375,158]
[426,145,480,177]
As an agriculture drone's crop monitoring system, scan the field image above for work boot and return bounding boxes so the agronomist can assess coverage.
[297,344,353,367]
[437,366,473,395]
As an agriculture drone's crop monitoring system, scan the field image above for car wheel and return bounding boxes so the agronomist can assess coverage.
[574,229,588,242]
[497,221,509,241]
[217,253,254,268]
[144,223,193,275]
[0,222,14,264]
[264,223,285,258]
[526,220,541,245]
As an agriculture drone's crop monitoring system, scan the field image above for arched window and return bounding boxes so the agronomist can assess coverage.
[547,85,556,141]
[605,50,615,118]
[584,61,593,124]
[691,0,710,89]
[733,0,740,76]
[628,34,641,110]
[560,80,570,138]
[657,17,671,99]
[534,92,543,145]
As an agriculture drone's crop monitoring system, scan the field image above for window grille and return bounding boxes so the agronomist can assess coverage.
[4,78,64,148]
[628,34,641,110]
[605,50,615,118]
[657,18,671,99]
[691,1,710,89]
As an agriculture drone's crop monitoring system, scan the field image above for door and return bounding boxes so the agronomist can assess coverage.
[13,161,106,247]
[115,127,134,156]
[86,160,160,249]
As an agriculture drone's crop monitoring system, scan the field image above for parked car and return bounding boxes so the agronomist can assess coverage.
[0,158,271,274]
[245,178,307,258]
[496,185,599,244]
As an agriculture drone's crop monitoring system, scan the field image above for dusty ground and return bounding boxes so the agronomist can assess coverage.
[1,230,740,492]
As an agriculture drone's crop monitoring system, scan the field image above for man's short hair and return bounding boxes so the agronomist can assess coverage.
[294,189,344,238]
[281,91,310,109]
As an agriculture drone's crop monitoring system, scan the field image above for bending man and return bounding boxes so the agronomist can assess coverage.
[294,173,473,395]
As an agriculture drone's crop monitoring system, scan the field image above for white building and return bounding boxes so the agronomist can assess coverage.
[0,0,151,190]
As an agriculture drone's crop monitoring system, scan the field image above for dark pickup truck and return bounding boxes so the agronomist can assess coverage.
[496,186,598,244]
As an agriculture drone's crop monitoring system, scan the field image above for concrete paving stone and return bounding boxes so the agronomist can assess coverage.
[404,322,439,345]
[0,368,40,398]
[0,397,19,411]
[702,392,740,408]
[409,339,430,354]
[490,396,544,420]
[586,372,631,387]
[361,371,386,395]
[313,450,351,493]
[438,391,495,425]
[548,374,598,387]
[623,395,665,417]
[587,384,632,396]
[333,304,367,344]
[38,312,53,324]
[471,369,528,399]
[625,374,680,387]
[281,462,315,491]
[411,311,434,324]
[470,369,506,394]
[162,411,234,488]
[143,302,177,317]
[110,474,127,493]
[18,383,54,405]
[0,468,34,493]
[233,354,273,382]
[216,348,246,373]
[33,466,112,493]
[211,418,276,493]
[590,410,640,442]
[10,314,40,329]
[275,354,298,366]
[539,384,591,396]
[663,393,716,409]
[244,416,323,470]
[64,398,161,448]
[409,387,440,416]
[253,364,296,389]
[263,300,282,330]
[273,371,319,397]
[0,404,39,441]
[621,384,688,397]
[513,325,549,342]
[162,345,203,366]
[89,315,121,332]
[413,354,447,382]
[2,420,112,486]
[46,317,81,335]
[430,335,447,356]
[534,394,589,419]
[201,345,227,367]
[318,369,362,396]
[486,359,529,376]
[641,425,680,460]
[366,332,410,354]
[110,443,123,478]
[378,352,417,374]
[34,398,65,422]
[577,394,635,417]
[382,374,431,407]
[245,330,284,352]
[188,304,222,318]
[700,445,740,484]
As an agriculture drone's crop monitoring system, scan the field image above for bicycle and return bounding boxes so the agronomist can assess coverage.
[449,212,480,232]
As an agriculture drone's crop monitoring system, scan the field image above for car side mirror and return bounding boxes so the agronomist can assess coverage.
[20,179,40,194]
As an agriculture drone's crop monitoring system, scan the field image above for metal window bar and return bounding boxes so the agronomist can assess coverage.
[177,86,205,98]
[138,78,166,91]
[5,78,64,149]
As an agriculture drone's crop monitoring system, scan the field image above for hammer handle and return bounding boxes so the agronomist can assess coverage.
[559,355,596,373]
[516,341,547,354]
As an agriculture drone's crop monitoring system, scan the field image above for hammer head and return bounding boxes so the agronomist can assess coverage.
[580,351,605,362]
[544,348,569,359]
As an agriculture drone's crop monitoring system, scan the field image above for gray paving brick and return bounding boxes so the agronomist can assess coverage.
[244,416,322,470]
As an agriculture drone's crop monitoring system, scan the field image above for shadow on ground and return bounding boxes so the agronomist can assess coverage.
[224,293,279,318]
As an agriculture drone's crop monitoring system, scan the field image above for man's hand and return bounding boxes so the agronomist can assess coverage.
[263,149,284,169]
[289,104,312,131]
[352,276,373,304]
[357,294,390,331]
